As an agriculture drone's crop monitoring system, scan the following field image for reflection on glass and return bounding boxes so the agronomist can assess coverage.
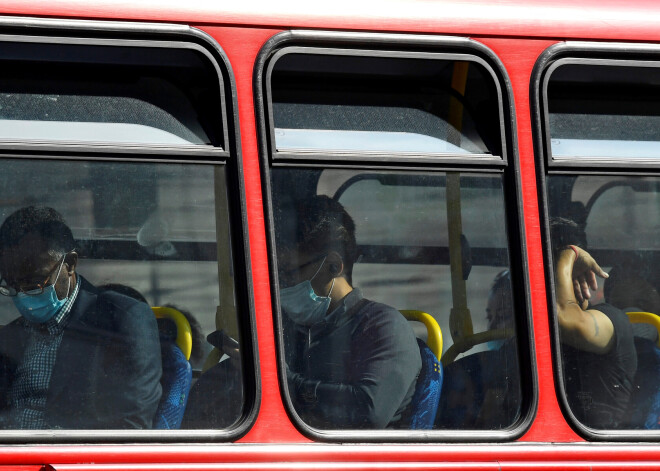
[272,168,521,430]
[0,81,211,146]
[548,64,660,160]
[270,54,501,156]
[0,159,242,430]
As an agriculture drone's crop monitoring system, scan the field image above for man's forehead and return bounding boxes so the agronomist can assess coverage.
[1,234,54,271]
[278,247,317,269]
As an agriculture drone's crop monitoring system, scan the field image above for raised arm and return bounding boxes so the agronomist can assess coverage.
[555,246,614,354]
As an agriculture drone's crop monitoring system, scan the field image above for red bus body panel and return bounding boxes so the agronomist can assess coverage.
[0,0,658,468]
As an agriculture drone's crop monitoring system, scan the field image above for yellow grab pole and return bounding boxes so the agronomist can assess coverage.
[448,62,469,137]
[446,62,473,344]
[446,173,472,342]
[203,166,239,371]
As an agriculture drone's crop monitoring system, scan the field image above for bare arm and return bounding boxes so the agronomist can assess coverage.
[556,247,614,354]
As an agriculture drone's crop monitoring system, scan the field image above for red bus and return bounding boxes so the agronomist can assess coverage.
[0,0,658,469]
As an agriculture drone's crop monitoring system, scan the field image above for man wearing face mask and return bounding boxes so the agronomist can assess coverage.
[276,195,421,429]
[0,206,162,429]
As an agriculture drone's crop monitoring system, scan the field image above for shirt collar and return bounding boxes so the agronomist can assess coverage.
[313,288,363,332]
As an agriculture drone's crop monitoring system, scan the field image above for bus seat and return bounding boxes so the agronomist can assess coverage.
[152,306,193,430]
[627,312,660,347]
[627,335,660,429]
[400,310,443,429]
[436,338,520,429]
[180,330,243,429]
[624,312,660,429]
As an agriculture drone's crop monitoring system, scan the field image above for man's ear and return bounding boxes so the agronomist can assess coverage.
[326,251,344,277]
[65,251,78,274]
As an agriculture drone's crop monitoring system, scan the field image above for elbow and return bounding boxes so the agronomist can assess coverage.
[351,389,390,429]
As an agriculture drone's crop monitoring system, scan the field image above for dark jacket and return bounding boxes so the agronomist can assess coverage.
[0,276,162,429]
[287,290,421,429]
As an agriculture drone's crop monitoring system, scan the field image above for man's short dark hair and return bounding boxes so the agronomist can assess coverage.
[549,216,587,262]
[0,206,75,260]
[276,195,358,282]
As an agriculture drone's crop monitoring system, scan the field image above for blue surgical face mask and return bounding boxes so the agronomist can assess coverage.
[13,257,69,324]
[280,256,336,326]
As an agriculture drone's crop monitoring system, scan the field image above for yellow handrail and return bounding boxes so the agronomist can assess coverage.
[152,306,193,361]
[627,311,660,348]
[400,310,443,360]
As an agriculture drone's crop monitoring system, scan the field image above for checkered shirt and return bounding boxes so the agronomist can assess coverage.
[7,276,81,429]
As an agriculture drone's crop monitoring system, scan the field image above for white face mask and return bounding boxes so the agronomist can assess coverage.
[279,256,335,326]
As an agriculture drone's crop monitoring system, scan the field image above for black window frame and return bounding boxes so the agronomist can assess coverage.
[532,41,660,441]
[256,30,536,442]
[0,16,259,443]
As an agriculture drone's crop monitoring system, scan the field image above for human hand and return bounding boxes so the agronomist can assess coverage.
[569,246,609,304]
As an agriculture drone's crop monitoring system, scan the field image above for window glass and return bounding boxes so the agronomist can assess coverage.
[271,167,522,431]
[0,43,222,147]
[544,60,660,432]
[547,174,660,430]
[547,63,660,159]
[0,158,243,430]
[270,53,502,156]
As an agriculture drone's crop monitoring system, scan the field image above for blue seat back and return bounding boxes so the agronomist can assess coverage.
[153,319,193,429]
[628,337,660,429]
[409,338,443,429]
[436,340,520,429]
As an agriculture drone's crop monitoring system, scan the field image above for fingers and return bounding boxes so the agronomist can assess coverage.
[573,278,584,304]
[592,261,609,280]
[569,249,610,305]
[586,270,598,293]
[576,249,609,280]
[578,274,591,300]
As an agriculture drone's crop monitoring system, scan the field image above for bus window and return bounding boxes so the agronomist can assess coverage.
[272,168,522,431]
[0,42,224,150]
[260,37,531,438]
[541,54,660,434]
[0,36,249,436]
[546,63,660,161]
[267,51,505,162]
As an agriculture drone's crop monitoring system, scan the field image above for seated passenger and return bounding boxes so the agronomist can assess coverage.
[551,217,637,429]
[276,195,421,429]
[181,329,242,429]
[486,269,516,350]
[437,269,520,429]
[0,206,162,429]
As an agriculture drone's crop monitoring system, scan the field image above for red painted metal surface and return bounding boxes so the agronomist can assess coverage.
[0,2,658,469]
[2,0,660,43]
[204,25,306,444]
[0,443,659,466]
[478,36,581,443]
